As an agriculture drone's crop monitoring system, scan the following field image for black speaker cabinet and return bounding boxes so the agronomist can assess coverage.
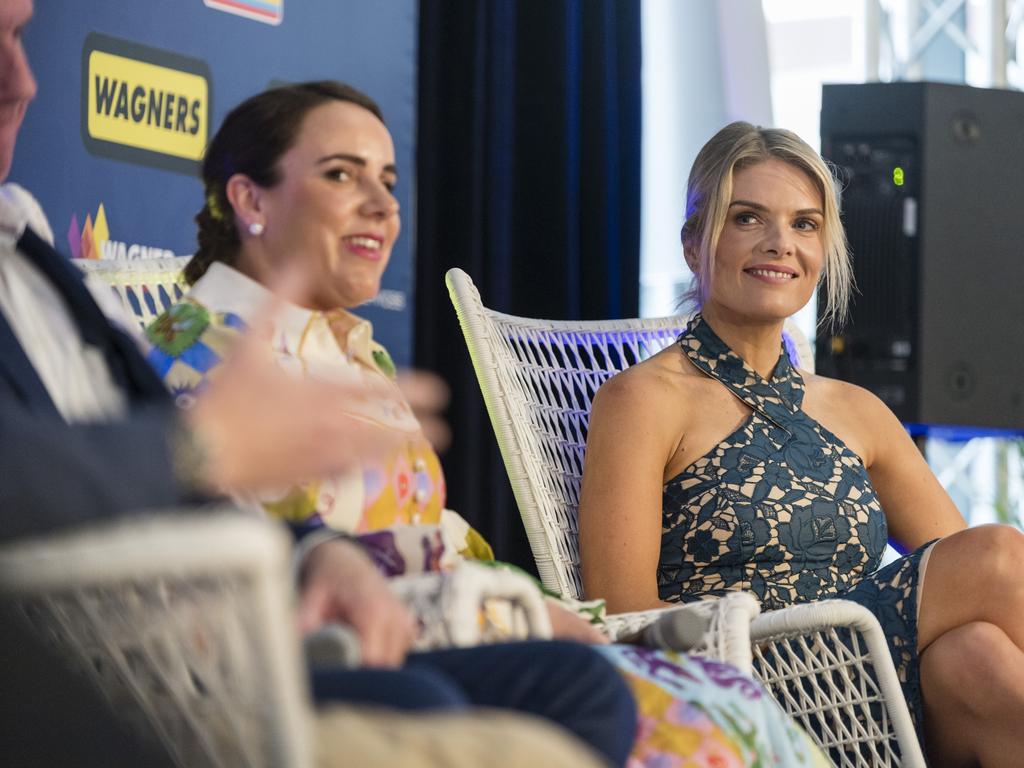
[818,81,1024,432]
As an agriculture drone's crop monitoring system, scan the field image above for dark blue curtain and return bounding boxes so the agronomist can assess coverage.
[415,0,642,571]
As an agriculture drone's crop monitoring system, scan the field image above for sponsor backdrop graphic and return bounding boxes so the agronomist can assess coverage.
[13,0,418,364]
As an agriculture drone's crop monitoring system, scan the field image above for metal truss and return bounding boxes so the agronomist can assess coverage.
[865,0,1024,88]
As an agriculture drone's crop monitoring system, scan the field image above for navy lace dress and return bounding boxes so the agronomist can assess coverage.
[658,314,933,736]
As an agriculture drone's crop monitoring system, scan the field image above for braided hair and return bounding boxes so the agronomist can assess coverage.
[187,81,385,285]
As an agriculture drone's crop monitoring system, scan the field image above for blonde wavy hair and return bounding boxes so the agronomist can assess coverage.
[679,121,853,329]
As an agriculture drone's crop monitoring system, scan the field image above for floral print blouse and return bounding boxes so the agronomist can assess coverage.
[145,262,445,533]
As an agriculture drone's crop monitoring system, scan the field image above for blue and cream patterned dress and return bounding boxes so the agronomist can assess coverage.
[659,314,933,739]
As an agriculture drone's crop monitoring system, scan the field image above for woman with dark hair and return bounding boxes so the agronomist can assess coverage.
[148,81,645,766]
[147,85,832,766]
[154,81,442,535]
[580,120,1024,766]
[184,81,386,286]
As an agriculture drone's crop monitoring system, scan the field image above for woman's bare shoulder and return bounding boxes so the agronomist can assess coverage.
[803,371,889,415]
[594,347,704,412]
[587,348,700,473]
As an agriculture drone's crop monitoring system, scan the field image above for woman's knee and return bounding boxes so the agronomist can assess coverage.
[931,524,1024,602]
[940,524,1024,576]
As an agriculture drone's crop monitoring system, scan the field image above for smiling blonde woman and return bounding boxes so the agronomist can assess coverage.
[580,120,1024,766]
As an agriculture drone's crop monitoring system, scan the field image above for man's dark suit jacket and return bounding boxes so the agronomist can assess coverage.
[0,250,193,544]
[0,236,185,766]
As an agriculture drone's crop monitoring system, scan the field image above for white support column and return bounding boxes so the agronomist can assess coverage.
[903,0,926,79]
[866,0,883,80]
[988,0,1008,86]
[1006,0,1024,86]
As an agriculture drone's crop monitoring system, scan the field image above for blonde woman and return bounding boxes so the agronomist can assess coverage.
[580,120,1024,766]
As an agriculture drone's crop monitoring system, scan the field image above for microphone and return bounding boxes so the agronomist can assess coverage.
[642,608,712,651]
[304,623,361,667]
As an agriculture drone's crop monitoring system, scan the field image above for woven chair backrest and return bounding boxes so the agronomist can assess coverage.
[77,255,191,329]
[446,268,814,599]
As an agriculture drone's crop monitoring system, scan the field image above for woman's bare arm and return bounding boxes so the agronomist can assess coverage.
[848,384,967,549]
[579,367,682,613]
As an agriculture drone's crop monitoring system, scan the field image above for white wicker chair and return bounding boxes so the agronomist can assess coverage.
[77,255,191,329]
[446,267,926,768]
[391,560,553,649]
[0,513,314,768]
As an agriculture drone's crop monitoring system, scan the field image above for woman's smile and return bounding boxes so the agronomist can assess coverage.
[342,233,386,261]
[743,264,798,283]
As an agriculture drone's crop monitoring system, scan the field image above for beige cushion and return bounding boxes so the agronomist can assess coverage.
[314,706,605,768]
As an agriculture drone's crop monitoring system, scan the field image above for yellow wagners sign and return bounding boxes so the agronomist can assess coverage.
[81,33,211,175]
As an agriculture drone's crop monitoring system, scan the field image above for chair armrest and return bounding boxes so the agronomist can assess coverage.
[390,561,553,650]
[305,562,555,664]
[603,592,760,673]
[750,599,926,768]
[0,511,313,768]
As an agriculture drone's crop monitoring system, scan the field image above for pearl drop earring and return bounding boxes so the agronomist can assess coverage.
[248,222,265,236]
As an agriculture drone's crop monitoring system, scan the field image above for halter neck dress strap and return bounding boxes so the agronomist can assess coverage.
[677,313,803,435]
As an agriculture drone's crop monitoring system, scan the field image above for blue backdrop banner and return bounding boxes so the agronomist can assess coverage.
[14,0,418,364]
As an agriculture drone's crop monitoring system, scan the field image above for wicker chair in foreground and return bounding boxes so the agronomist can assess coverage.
[446,267,926,768]
[0,513,314,768]
[0,512,557,768]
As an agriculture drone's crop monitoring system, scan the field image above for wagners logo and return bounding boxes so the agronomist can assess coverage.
[81,33,212,175]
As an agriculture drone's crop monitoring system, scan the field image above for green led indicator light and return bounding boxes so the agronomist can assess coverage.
[893,166,905,186]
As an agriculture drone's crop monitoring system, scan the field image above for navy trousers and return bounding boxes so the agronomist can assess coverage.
[3,625,636,767]
[311,640,637,767]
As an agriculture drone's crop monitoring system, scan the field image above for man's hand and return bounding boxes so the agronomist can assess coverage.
[395,370,450,452]
[297,538,417,668]
[183,278,403,495]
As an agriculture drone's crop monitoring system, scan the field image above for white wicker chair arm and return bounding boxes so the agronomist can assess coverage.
[750,599,926,768]
[0,511,284,587]
[390,561,553,650]
[606,593,760,672]
[75,255,191,329]
[752,598,889,639]
[0,512,313,768]
[75,255,192,278]
[601,606,679,640]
